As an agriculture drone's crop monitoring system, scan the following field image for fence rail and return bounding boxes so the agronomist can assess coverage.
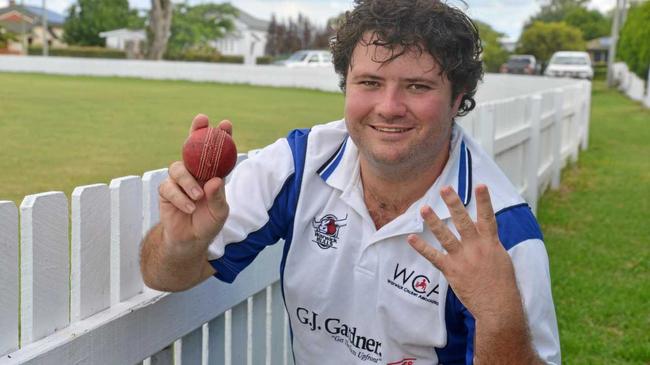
[0,78,591,365]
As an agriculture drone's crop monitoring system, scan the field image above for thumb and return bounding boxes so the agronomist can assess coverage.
[203,177,229,224]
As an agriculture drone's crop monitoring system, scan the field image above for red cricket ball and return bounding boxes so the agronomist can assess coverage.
[182,127,237,183]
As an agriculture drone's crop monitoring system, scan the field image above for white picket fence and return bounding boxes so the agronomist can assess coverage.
[0,79,591,365]
[612,62,650,108]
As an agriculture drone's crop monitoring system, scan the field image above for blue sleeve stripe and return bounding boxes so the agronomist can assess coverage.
[435,288,475,364]
[495,203,544,251]
[209,128,310,284]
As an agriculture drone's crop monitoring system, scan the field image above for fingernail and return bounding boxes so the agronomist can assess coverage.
[185,203,195,213]
[420,205,432,217]
[191,187,202,199]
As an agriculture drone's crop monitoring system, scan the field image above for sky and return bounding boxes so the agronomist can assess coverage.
[1,0,617,40]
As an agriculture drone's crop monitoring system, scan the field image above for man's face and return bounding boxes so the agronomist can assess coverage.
[344,33,462,175]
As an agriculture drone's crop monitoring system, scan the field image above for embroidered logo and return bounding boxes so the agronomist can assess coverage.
[311,214,347,249]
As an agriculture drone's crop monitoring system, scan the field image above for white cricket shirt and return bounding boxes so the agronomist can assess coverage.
[208,120,561,364]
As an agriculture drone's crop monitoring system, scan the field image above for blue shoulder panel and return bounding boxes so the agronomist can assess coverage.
[210,128,310,283]
[495,203,544,251]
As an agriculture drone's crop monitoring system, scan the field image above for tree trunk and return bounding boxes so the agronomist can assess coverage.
[147,0,172,60]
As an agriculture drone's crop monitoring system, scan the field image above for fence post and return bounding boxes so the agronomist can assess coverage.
[20,192,69,346]
[0,201,19,356]
[478,102,496,158]
[110,176,143,305]
[551,89,564,190]
[526,95,542,214]
[71,184,111,322]
[581,81,592,151]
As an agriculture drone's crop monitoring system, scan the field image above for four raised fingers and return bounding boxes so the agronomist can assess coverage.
[412,185,500,264]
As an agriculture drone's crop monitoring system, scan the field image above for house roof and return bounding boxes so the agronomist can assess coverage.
[587,36,611,51]
[236,8,269,32]
[99,28,146,40]
[0,18,35,33]
[0,4,66,26]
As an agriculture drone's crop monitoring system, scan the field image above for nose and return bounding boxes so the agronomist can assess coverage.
[376,86,407,120]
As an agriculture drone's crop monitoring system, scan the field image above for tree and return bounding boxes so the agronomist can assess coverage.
[524,0,610,42]
[165,3,237,57]
[0,26,17,49]
[147,0,173,60]
[265,13,336,57]
[517,21,586,62]
[526,0,589,24]
[617,1,650,80]
[564,7,611,40]
[474,20,508,73]
[63,0,143,46]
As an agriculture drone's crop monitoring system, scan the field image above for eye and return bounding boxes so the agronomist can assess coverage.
[407,83,431,92]
[359,80,380,88]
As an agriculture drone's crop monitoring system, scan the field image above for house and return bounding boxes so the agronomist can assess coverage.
[100,7,269,64]
[0,0,66,53]
[586,36,611,65]
[212,8,269,65]
[99,28,146,58]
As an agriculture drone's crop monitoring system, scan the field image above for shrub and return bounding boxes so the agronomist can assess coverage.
[28,46,126,59]
[164,49,244,64]
[256,56,274,65]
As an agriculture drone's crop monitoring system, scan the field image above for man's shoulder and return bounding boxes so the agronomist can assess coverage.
[284,119,349,164]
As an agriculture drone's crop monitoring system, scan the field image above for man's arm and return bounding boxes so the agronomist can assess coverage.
[140,222,216,292]
[408,185,545,364]
[140,115,231,292]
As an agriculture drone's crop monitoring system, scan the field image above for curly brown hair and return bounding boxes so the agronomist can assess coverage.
[331,0,483,116]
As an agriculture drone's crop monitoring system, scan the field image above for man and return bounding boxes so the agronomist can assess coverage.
[140,0,561,363]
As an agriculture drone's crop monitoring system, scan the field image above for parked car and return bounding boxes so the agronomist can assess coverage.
[273,50,332,68]
[544,51,593,80]
[499,55,540,75]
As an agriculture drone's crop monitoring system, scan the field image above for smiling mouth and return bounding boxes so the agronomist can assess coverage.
[371,126,413,133]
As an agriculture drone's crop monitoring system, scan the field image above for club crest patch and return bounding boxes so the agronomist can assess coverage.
[311,214,347,249]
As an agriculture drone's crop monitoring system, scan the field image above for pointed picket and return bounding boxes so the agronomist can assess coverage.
[20,192,69,346]
[110,176,143,304]
[0,201,19,356]
[71,184,111,322]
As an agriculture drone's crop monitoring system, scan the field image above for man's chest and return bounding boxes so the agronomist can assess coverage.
[280,186,451,364]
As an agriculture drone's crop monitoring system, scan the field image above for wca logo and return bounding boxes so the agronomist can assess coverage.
[386,263,440,305]
[311,214,347,249]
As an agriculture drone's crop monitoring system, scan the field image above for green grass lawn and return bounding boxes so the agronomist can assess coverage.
[0,72,343,204]
[538,81,649,364]
[1,73,648,362]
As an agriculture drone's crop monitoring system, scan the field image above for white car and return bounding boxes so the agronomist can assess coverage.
[273,50,332,68]
[544,51,594,80]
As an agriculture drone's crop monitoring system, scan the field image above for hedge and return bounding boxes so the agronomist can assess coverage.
[28,46,126,59]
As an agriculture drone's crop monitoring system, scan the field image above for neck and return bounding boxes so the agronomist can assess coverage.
[361,152,448,229]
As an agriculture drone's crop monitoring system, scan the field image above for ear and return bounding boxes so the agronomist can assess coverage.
[451,92,464,116]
